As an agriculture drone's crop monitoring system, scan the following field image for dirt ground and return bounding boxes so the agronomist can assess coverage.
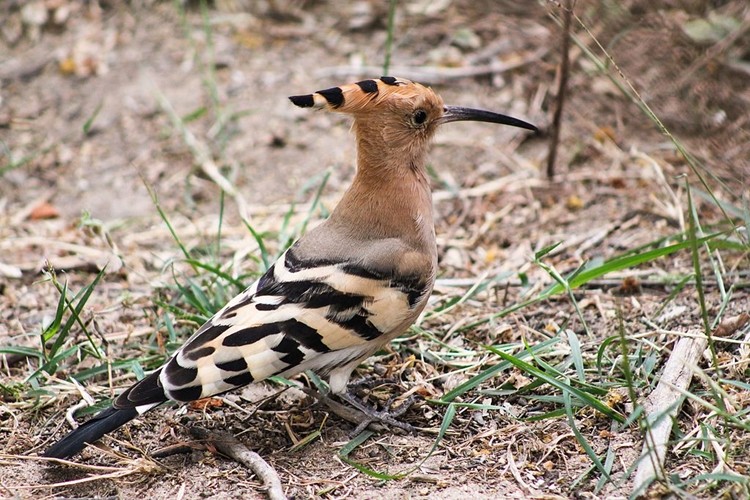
[1,0,749,498]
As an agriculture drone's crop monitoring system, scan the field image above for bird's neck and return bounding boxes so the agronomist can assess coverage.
[329,144,435,252]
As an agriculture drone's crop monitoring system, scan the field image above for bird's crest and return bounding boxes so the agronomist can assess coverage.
[289,76,441,115]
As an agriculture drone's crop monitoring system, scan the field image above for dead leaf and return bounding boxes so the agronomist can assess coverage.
[29,201,60,220]
[188,398,224,411]
[59,57,76,75]
[713,313,750,337]
[594,125,616,143]
[565,195,584,211]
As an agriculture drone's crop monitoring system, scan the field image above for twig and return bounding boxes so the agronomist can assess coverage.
[382,0,397,75]
[546,0,573,179]
[316,49,548,85]
[151,443,198,459]
[0,46,54,80]
[64,400,89,429]
[12,468,141,489]
[0,262,21,279]
[632,330,707,496]
[506,438,537,496]
[189,427,285,500]
[0,237,122,275]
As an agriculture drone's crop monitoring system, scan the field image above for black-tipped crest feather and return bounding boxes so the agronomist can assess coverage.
[316,87,344,107]
[355,80,379,94]
[289,94,315,108]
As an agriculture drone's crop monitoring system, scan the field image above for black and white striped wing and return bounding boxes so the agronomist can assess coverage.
[117,247,429,407]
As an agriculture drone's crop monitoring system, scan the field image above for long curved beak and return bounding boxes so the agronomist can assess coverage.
[440,105,537,132]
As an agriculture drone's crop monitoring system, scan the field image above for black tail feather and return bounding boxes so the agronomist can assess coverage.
[42,406,140,459]
[44,368,170,460]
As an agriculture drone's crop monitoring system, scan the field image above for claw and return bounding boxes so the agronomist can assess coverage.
[339,391,420,437]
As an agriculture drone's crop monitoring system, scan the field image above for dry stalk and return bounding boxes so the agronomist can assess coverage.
[546,0,574,179]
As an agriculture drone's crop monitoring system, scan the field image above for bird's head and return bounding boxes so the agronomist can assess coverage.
[289,76,536,168]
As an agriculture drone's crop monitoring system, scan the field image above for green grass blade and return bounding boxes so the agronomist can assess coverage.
[216,189,225,257]
[243,220,272,271]
[459,231,727,333]
[185,259,247,290]
[82,102,103,135]
[595,421,618,492]
[686,183,718,371]
[144,180,195,269]
[296,169,330,242]
[566,330,585,383]
[289,430,321,453]
[549,232,726,295]
[71,357,159,382]
[41,278,68,348]
[0,346,44,359]
[47,267,107,361]
[486,345,624,423]
[338,429,374,460]
[339,402,457,480]
[564,390,610,482]
[382,0,397,74]
[182,106,208,123]
[440,336,560,403]
[25,346,79,383]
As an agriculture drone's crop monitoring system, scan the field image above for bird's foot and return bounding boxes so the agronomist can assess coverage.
[339,390,420,437]
[301,382,421,435]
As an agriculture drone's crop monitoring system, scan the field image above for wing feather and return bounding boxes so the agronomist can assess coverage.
[156,246,430,402]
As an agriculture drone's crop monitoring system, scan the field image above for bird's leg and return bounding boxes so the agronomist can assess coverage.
[348,374,399,391]
[347,374,381,391]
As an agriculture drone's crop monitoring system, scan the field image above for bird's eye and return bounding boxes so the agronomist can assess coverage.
[412,109,428,126]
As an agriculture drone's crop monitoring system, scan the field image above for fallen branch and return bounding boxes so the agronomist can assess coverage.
[189,427,285,500]
[632,331,707,496]
[150,443,197,459]
[633,313,750,495]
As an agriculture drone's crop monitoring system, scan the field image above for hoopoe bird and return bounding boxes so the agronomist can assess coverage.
[44,76,536,459]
